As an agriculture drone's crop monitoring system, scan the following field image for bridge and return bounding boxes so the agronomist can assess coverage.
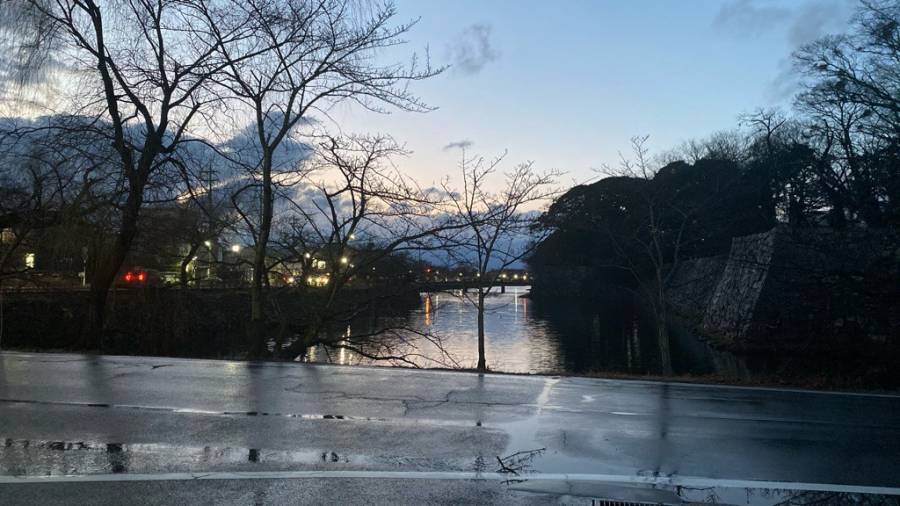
[415,279,531,293]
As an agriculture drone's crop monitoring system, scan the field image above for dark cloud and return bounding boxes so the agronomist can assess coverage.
[446,24,499,76]
[443,139,473,151]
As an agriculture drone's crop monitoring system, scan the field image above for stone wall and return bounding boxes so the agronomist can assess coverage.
[668,225,900,353]
[701,230,776,346]
[666,254,727,322]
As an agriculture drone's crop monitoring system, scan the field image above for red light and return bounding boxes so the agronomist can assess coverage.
[124,272,133,282]
[137,272,146,282]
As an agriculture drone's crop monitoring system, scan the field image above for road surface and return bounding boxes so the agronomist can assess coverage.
[0,352,898,504]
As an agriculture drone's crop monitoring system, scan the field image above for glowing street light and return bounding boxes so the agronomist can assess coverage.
[340,257,349,264]
[231,244,241,253]
[204,240,212,248]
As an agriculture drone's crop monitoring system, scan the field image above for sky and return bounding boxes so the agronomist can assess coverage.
[327,0,856,189]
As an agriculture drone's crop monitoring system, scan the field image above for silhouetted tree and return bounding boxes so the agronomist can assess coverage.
[270,134,461,366]
[534,137,771,374]
[206,0,440,356]
[444,149,558,372]
[794,0,900,226]
[1,0,266,346]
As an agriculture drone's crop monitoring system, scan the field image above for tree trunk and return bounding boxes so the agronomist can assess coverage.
[655,283,672,376]
[476,288,486,372]
[249,153,274,358]
[83,184,145,350]
[657,317,672,376]
[648,265,674,376]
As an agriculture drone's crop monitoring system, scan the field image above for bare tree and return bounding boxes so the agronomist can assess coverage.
[793,0,900,226]
[266,134,461,365]
[595,136,684,375]
[1,0,267,346]
[443,149,559,372]
[206,0,440,354]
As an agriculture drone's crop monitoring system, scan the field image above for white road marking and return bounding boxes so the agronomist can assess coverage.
[1,471,898,496]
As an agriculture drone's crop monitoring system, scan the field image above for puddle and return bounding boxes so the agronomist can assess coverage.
[1,398,481,428]
[0,438,374,476]
[2,437,897,505]
[0,438,491,477]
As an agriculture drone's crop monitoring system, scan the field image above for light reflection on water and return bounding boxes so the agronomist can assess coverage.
[302,287,661,374]
[401,288,562,373]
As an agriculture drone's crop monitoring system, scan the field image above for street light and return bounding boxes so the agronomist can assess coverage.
[340,257,348,264]
[203,240,213,280]
[231,244,241,253]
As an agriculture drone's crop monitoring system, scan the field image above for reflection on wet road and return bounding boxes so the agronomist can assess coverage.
[1,352,899,505]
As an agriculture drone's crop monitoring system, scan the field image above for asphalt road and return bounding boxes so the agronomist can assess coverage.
[0,352,898,505]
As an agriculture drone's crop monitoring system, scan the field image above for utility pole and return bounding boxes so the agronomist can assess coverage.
[200,164,217,281]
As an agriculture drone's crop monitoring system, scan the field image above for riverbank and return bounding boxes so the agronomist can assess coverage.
[0,286,421,358]
[4,285,899,392]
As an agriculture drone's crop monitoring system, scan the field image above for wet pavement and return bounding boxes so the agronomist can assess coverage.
[0,352,899,504]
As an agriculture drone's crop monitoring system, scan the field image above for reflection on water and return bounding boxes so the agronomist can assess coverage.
[0,438,364,476]
[3,438,897,505]
[301,288,710,375]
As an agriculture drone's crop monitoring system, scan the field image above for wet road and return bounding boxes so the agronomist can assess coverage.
[1,352,899,505]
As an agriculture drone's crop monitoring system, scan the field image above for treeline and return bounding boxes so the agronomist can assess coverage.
[532,0,900,285]
[529,1,900,374]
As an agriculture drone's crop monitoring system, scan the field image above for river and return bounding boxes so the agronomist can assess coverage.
[301,288,716,375]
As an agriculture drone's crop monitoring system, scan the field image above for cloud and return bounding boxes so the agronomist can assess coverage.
[713,0,855,102]
[787,1,852,47]
[713,0,851,42]
[446,24,499,76]
[443,139,473,151]
[712,0,791,38]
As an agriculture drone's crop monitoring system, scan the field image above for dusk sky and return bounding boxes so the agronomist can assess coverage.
[331,0,855,188]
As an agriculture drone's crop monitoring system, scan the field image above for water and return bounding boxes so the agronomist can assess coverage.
[307,288,900,389]
[4,438,898,505]
[301,288,709,375]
